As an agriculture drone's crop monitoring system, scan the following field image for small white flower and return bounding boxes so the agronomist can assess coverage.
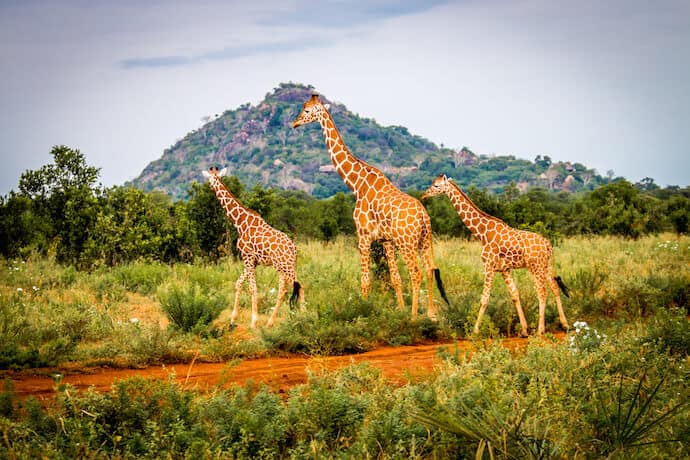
[32,286,39,291]
[16,287,23,292]
[129,317,140,324]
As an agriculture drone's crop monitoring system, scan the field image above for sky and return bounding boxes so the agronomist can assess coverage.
[1,0,689,196]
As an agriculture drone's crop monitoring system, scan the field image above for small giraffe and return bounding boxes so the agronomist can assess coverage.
[292,94,449,319]
[202,167,304,328]
[422,174,569,336]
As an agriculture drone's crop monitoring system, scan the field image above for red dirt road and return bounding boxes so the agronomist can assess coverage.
[3,334,564,400]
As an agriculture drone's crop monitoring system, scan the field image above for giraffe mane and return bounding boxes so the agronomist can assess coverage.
[448,179,508,225]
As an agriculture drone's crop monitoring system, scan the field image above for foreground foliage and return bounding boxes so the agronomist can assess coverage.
[1,318,688,459]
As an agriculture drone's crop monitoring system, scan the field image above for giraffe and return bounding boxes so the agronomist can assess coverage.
[202,167,304,328]
[422,174,569,336]
[292,94,449,319]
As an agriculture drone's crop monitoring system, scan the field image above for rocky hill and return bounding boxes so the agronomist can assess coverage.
[130,82,606,200]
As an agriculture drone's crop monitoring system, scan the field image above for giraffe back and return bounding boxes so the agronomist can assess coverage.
[238,214,297,275]
[357,181,432,249]
[482,225,553,271]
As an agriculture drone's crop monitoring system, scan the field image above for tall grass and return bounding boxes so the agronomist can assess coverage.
[0,234,688,367]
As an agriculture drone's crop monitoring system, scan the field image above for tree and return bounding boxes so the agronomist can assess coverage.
[83,187,179,266]
[635,177,659,192]
[580,180,662,238]
[17,146,101,265]
[185,176,244,259]
[0,192,50,257]
[664,195,690,233]
[19,145,100,198]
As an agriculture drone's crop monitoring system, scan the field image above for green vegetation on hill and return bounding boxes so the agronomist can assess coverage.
[130,82,610,200]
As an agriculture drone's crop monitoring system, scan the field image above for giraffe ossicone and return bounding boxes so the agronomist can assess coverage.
[422,174,569,336]
[203,166,303,328]
[292,94,449,320]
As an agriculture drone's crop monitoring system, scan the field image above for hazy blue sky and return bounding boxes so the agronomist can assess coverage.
[1,0,689,196]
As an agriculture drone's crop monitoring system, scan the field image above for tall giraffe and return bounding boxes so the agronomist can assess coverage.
[422,174,569,335]
[202,167,303,328]
[292,94,449,319]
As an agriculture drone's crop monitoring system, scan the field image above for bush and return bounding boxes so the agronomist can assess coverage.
[158,282,226,333]
[201,385,288,458]
[641,307,690,356]
[261,298,443,356]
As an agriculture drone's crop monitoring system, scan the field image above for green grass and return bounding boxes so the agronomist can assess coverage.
[0,234,688,367]
[0,234,687,457]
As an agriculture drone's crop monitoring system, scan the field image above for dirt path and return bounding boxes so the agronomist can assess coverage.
[3,333,565,400]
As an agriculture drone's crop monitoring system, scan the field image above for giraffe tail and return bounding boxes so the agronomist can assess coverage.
[434,268,451,306]
[289,281,302,309]
[554,276,570,298]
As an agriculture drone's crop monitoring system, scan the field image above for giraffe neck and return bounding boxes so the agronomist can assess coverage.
[317,110,385,196]
[209,178,253,232]
[446,182,503,243]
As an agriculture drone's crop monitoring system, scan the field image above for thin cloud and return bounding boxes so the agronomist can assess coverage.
[120,55,193,69]
[259,0,450,28]
[118,38,329,69]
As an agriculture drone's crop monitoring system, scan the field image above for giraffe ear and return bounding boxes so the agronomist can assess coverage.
[219,167,228,176]
[323,103,330,111]
[202,170,211,179]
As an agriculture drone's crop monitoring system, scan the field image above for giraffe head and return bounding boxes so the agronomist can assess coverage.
[202,166,228,181]
[421,174,452,200]
[291,94,331,128]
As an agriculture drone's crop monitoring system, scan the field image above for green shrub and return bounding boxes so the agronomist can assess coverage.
[287,375,369,454]
[201,385,287,458]
[584,370,689,456]
[112,261,171,295]
[0,292,88,368]
[158,282,226,333]
[641,307,690,356]
[0,380,16,419]
[262,298,443,356]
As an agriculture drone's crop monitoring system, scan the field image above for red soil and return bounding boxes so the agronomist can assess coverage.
[3,333,565,400]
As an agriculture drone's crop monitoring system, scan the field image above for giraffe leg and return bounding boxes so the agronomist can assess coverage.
[382,241,405,309]
[231,270,248,325]
[267,273,289,327]
[531,271,548,335]
[357,233,372,300]
[246,268,259,329]
[474,269,496,334]
[502,270,529,337]
[548,276,569,329]
[420,236,437,320]
[400,248,422,320]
